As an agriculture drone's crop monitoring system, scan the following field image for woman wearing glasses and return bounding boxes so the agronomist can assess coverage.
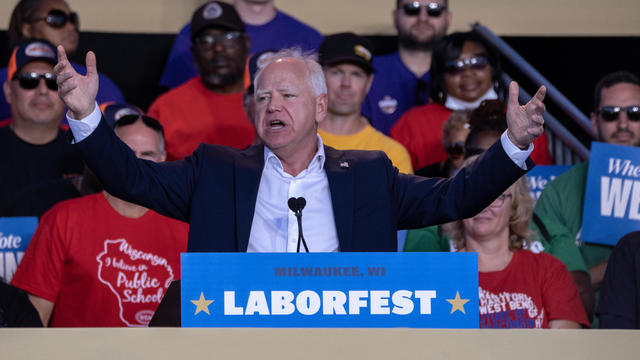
[443,163,589,328]
[0,0,125,122]
[390,31,552,173]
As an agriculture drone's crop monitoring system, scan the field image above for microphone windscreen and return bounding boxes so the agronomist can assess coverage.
[297,197,306,210]
[288,197,298,212]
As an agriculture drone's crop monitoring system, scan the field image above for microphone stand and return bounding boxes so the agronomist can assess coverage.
[288,197,309,253]
[294,208,309,253]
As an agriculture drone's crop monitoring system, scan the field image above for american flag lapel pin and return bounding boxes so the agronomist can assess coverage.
[340,161,349,168]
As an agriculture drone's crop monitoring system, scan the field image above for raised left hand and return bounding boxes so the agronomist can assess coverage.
[506,81,546,149]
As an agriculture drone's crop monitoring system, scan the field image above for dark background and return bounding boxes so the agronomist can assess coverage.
[1,31,638,145]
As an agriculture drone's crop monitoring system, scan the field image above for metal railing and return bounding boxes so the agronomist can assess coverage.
[472,23,595,164]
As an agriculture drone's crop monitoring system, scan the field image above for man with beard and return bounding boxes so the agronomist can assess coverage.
[362,0,451,135]
[535,71,640,324]
[147,1,255,160]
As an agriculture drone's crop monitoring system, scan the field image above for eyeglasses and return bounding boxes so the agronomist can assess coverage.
[444,56,490,75]
[402,2,447,17]
[489,193,512,208]
[31,9,79,29]
[194,31,243,49]
[15,72,58,91]
[597,106,640,122]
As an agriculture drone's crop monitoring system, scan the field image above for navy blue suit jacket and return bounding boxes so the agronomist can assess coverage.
[76,119,531,252]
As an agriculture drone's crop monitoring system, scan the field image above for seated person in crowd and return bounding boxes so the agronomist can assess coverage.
[442,161,589,328]
[0,0,125,122]
[148,1,255,160]
[405,101,594,321]
[317,32,413,174]
[0,39,83,217]
[415,109,469,177]
[390,31,552,170]
[597,231,640,329]
[362,0,452,135]
[535,71,640,316]
[160,0,323,89]
[11,113,188,327]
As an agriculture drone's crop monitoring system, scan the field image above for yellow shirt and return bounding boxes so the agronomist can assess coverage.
[318,124,414,174]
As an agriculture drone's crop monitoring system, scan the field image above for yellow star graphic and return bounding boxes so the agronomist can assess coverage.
[191,292,214,315]
[446,291,470,314]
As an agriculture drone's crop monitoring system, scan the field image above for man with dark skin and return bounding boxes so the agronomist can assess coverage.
[147,1,255,160]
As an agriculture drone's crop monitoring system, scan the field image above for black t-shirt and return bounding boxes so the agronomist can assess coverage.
[0,126,83,217]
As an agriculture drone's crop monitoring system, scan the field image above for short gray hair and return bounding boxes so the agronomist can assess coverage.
[253,47,327,97]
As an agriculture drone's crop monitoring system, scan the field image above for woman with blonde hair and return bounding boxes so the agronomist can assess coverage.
[444,158,589,328]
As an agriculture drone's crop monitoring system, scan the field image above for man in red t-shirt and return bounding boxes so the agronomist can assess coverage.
[11,115,188,327]
[148,1,254,160]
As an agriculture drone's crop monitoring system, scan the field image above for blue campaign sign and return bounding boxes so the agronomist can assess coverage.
[582,142,640,246]
[181,252,478,328]
[526,165,571,201]
[0,217,38,282]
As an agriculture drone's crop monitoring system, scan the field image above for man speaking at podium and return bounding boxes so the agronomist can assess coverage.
[54,46,545,253]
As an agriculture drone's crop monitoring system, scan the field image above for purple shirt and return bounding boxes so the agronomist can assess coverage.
[158,10,323,89]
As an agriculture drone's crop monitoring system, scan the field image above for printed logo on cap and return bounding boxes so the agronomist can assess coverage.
[354,45,371,61]
[256,51,275,68]
[24,42,55,59]
[202,2,223,20]
[378,95,398,115]
[114,107,140,122]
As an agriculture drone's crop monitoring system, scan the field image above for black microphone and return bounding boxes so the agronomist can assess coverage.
[288,197,309,253]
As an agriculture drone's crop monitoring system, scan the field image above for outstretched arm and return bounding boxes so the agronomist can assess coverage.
[54,46,99,120]
[506,81,547,149]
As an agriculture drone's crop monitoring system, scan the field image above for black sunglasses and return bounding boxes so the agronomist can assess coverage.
[15,72,58,91]
[444,56,490,75]
[32,9,79,29]
[402,2,447,17]
[446,142,465,157]
[597,106,640,122]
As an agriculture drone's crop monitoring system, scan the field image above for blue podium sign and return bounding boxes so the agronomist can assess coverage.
[582,142,640,245]
[526,165,571,201]
[0,217,38,282]
[181,252,478,328]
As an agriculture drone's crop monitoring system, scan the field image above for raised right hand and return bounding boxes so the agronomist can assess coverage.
[54,45,99,119]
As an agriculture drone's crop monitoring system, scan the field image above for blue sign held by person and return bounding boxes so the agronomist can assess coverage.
[582,142,640,245]
[181,252,478,328]
[0,217,37,282]
[526,165,571,201]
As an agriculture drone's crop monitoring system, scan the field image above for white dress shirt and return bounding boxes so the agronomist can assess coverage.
[67,104,532,252]
[247,137,339,252]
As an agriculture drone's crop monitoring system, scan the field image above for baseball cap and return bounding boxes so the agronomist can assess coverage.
[318,32,375,74]
[245,49,277,94]
[99,102,143,128]
[190,1,245,40]
[7,39,58,80]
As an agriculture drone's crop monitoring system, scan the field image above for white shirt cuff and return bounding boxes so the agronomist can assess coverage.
[66,102,101,143]
[500,131,534,170]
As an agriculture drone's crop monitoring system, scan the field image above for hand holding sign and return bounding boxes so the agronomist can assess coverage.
[54,46,99,120]
[506,81,546,150]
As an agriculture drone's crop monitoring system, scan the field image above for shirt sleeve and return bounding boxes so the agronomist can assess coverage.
[540,253,590,327]
[500,131,534,170]
[10,207,67,303]
[66,102,101,143]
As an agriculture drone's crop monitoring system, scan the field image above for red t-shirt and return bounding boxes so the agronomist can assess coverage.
[11,193,188,327]
[390,103,553,170]
[148,76,255,160]
[479,250,589,328]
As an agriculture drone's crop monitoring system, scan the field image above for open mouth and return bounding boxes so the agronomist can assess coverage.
[269,120,285,130]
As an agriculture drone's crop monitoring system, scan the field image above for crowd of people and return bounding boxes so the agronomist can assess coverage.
[0,0,639,330]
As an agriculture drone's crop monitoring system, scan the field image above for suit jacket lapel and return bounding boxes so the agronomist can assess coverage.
[236,145,264,252]
[324,146,355,252]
